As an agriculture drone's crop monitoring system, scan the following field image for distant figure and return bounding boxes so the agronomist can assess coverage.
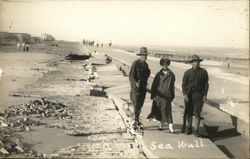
[181,55,209,137]
[129,47,151,131]
[227,62,230,69]
[22,42,26,52]
[146,58,175,133]
[0,67,3,79]
[105,55,112,64]
[17,42,22,51]
[109,40,112,48]
[25,43,29,52]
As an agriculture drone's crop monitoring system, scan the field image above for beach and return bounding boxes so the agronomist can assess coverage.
[0,42,249,158]
[0,42,145,158]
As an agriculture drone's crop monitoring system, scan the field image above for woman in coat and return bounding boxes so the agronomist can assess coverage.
[146,58,175,133]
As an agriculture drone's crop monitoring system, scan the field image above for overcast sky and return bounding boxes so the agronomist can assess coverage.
[0,0,249,48]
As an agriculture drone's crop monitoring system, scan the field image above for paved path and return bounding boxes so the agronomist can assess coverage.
[86,46,249,126]
[90,51,227,158]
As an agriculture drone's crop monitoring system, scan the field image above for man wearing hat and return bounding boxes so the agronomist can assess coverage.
[129,47,151,130]
[181,55,209,137]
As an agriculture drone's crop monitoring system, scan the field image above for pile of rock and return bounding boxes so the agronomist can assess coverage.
[0,98,73,156]
[4,98,73,119]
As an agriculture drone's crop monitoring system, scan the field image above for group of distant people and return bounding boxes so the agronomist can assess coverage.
[82,39,112,48]
[129,47,209,137]
[17,42,29,52]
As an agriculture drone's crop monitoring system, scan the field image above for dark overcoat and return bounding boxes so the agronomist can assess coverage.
[147,69,175,123]
[182,67,209,116]
[129,59,150,108]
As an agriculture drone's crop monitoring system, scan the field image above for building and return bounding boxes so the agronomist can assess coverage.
[41,33,55,42]
[0,32,31,45]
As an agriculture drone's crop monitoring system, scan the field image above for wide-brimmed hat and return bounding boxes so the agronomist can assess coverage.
[160,58,171,66]
[189,55,203,63]
[136,47,148,56]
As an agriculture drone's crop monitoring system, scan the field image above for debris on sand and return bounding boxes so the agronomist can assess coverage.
[65,53,91,61]
[0,127,27,157]
[89,86,106,96]
[0,97,74,157]
[4,98,73,119]
[0,147,9,155]
[65,130,91,136]
[8,93,42,98]
[3,117,46,128]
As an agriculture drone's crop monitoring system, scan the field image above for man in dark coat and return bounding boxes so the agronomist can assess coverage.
[181,55,209,137]
[129,47,151,129]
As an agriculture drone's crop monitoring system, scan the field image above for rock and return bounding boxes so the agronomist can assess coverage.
[0,147,9,154]
[1,122,8,127]
[0,117,5,123]
[25,126,31,132]
[48,153,60,157]
[0,140,3,147]
[23,117,29,122]
[15,146,24,152]
[0,111,4,116]
[15,139,21,146]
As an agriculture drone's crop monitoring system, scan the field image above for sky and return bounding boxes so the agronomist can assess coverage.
[0,0,249,48]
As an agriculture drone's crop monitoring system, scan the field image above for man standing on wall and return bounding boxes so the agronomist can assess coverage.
[181,55,209,137]
[129,47,151,131]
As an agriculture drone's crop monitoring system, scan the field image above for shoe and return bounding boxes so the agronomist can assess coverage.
[138,122,144,129]
[158,123,163,131]
[138,121,143,126]
[194,130,200,137]
[153,118,158,122]
[169,124,174,134]
[169,127,175,134]
[186,129,192,135]
[181,126,186,133]
[132,121,138,130]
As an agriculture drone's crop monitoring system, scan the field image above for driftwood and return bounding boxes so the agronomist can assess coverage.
[8,93,43,98]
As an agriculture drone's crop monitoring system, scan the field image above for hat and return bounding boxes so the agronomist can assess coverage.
[136,47,148,56]
[189,55,203,63]
[160,58,171,66]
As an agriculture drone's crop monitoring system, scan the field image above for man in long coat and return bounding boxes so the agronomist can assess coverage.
[129,47,151,130]
[181,55,209,137]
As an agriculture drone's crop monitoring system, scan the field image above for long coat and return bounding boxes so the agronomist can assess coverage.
[129,59,150,108]
[182,67,209,116]
[147,69,175,123]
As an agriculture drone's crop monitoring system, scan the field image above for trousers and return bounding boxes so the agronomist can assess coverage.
[130,86,147,122]
[182,92,204,132]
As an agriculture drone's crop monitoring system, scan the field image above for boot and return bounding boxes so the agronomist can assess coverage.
[194,130,200,137]
[186,115,193,135]
[181,114,187,133]
[132,121,138,130]
[194,117,201,137]
[158,123,163,131]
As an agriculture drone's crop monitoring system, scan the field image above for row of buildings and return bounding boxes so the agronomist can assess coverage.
[0,32,55,45]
